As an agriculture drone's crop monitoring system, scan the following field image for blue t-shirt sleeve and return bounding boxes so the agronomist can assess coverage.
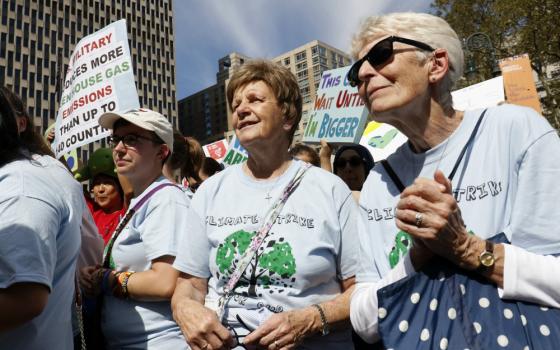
[140,188,190,261]
[173,194,212,278]
[505,115,560,254]
[0,195,59,290]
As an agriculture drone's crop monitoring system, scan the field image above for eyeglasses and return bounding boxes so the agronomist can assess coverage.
[109,133,162,148]
[347,36,435,87]
[334,155,364,169]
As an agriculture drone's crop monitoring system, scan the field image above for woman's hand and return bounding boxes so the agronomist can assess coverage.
[394,170,483,270]
[79,265,101,297]
[243,307,318,350]
[173,299,233,350]
[319,139,333,173]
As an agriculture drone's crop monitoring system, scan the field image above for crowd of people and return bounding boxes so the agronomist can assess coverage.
[1,11,560,350]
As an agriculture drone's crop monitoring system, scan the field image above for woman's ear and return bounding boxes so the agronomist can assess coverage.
[428,48,450,84]
[158,144,171,161]
[17,115,28,134]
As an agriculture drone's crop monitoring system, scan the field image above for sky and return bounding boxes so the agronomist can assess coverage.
[173,0,433,100]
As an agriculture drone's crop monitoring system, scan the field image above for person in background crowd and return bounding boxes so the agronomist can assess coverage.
[182,136,205,194]
[75,148,127,245]
[332,144,374,192]
[289,143,321,167]
[0,87,84,349]
[199,156,224,181]
[348,12,560,348]
[163,129,190,183]
[171,59,359,350]
[81,108,190,349]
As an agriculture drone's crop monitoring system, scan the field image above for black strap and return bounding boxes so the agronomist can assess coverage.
[382,109,487,193]
[381,160,405,192]
[102,182,178,268]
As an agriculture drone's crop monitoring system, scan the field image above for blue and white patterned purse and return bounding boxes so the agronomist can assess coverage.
[377,233,560,350]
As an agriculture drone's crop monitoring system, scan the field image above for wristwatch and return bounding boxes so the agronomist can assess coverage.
[478,240,496,269]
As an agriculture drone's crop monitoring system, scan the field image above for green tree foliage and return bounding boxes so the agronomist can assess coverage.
[216,231,297,297]
[216,230,253,275]
[431,0,560,129]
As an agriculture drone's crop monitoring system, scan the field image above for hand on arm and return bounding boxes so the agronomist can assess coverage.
[319,139,333,173]
[244,277,355,349]
[171,273,233,350]
[394,170,504,287]
[0,283,49,332]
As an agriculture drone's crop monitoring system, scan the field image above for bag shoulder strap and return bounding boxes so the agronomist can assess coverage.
[382,109,487,193]
[221,163,311,295]
[381,160,405,192]
[102,182,179,268]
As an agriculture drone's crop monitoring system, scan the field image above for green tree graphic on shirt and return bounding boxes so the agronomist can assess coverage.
[389,230,412,268]
[216,230,296,297]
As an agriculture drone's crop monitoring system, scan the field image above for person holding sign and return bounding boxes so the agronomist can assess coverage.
[0,87,83,349]
[348,12,560,348]
[172,60,359,350]
[81,108,190,349]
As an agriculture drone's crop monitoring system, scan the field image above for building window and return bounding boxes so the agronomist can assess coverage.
[295,51,306,62]
[296,70,308,79]
[296,62,307,71]
[284,57,290,65]
[318,46,326,57]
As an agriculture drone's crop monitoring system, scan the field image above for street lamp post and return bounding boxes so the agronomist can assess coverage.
[464,32,501,81]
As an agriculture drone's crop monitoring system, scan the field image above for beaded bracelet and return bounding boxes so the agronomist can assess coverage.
[115,271,135,299]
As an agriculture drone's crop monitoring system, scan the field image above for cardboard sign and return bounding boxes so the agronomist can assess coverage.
[303,66,368,144]
[499,54,542,114]
[222,135,248,167]
[359,121,407,161]
[203,139,228,162]
[451,76,505,110]
[53,19,139,158]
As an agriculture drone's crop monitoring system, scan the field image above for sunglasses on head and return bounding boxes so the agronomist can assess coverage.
[347,36,435,87]
[334,155,364,169]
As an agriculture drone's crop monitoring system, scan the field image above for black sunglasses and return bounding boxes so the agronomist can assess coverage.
[347,36,435,87]
[334,155,364,169]
[109,133,162,148]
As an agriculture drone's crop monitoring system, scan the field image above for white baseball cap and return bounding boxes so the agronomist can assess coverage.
[99,108,174,153]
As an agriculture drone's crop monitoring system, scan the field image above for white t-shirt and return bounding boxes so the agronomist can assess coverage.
[174,160,359,349]
[0,154,83,350]
[101,176,190,349]
[352,105,560,342]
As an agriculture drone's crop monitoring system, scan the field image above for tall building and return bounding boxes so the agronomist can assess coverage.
[0,0,177,162]
[272,40,351,141]
[178,40,351,145]
[178,52,249,144]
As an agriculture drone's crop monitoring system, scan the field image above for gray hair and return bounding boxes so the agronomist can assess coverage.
[351,12,464,111]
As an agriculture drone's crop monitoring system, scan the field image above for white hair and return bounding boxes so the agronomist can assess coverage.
[351,12,464,111]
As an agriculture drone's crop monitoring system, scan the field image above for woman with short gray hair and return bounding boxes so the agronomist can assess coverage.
[349,12,560,349]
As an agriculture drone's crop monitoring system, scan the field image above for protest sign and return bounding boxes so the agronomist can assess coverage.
[222,134,248,167]
[359,121,407,161]
[499,54,542,114]
[303,66,368,144]
[53,19,139,158]
[451,76,505,110]
[203,138,228,162]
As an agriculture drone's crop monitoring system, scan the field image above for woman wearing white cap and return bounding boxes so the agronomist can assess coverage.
[81,108,190,349]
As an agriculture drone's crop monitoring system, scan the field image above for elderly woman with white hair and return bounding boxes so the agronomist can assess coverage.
[349,12,560,349]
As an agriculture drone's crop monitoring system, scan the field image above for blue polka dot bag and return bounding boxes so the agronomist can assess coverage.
[377,233,560,350]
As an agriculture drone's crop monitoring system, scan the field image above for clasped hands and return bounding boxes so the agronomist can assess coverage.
[394,170,484,270]
[175,301,315,350]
